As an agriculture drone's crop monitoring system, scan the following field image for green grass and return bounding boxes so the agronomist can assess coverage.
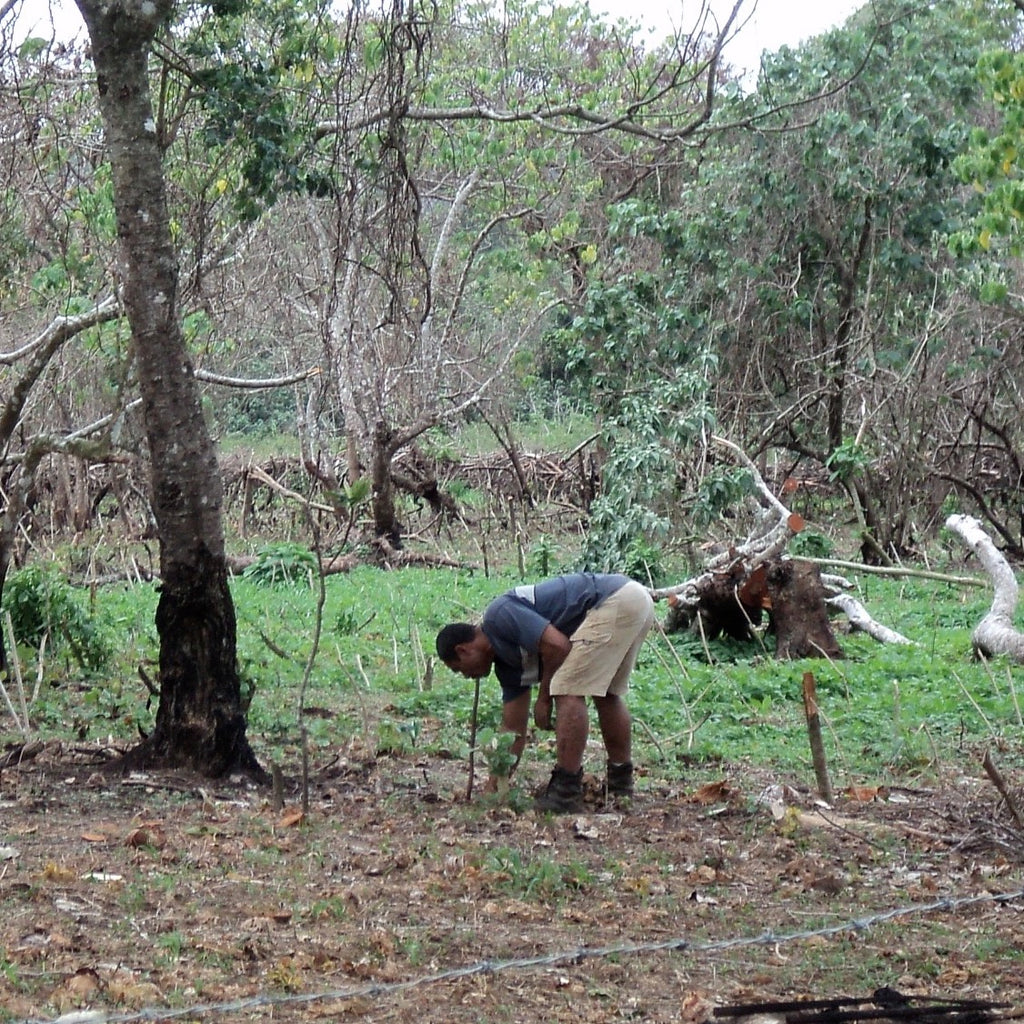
[2,563,1020,791]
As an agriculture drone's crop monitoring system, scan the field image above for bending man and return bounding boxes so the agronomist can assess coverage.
[436,572,655,812]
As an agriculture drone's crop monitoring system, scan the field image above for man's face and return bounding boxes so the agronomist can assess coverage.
[444,642,492,679]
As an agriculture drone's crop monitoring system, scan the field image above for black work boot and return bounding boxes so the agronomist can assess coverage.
[606,761,635,801]
[535,766,584,813]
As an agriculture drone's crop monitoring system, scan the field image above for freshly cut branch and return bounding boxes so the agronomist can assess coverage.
[651,435,804,608]
[946,514,1024,662]
[652,436,911,650]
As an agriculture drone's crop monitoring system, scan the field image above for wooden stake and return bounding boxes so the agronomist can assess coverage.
[466,677,481,801]
[802,671,833,803]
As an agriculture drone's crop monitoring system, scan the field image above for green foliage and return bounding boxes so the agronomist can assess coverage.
[825,439,871,484]
[482,845,592,899]
[475,727,518,777]
[2,566,111,673]
[340,477,372,509]
[952,48,1024,257]
[528,535,557,578]
[333,605,362,635]
[789,530,834,559]
[217,382,298,439]
[243,542,318,587]
[564,198,719,570]
[2,569,112,671]
[693,468,755,525]
[619,536,665,587]
[183,0,341,221]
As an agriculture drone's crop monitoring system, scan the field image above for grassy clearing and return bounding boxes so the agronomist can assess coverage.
[2,559,1019,794]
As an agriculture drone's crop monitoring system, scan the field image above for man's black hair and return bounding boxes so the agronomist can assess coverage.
[436,622,476,661]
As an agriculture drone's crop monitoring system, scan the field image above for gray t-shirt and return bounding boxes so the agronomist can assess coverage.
[481,573,628,702]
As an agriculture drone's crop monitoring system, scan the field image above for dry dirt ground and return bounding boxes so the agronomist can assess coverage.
[2,739,1024,1024]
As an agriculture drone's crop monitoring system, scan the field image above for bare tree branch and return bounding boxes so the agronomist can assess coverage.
[194,365,321,389]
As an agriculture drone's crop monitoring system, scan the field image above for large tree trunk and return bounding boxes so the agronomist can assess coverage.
[371,418,402,546]
[77,0,260,777]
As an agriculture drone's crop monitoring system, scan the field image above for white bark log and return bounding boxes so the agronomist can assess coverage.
[945,514,1024,663]
[825,593,913,646]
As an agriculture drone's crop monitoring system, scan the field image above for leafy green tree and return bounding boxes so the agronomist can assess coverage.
[953,47,1024,262]
[568,0,1015,564]
[556,199,717,575]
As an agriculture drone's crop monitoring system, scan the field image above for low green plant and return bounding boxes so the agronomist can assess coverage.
[0,957,20,987]
[334,606,361,636]
[155,930,185,965]
[307,896,349,922]
[528,535,557,578]
[243,542,318,587]
[376,717,419,755]
[483,845,593,900]
[446,479,486,507]
[474,726,519,798]
[790,530,833,558]
[2,565,111,672]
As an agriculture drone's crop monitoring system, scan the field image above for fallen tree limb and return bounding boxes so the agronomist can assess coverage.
[225,552,358,576]
[246,463,336,515]
[651,435,802,604]
[825,593,913,645]
[802,556,986,589]
[945,514,1024,663]
[652,437,909,649]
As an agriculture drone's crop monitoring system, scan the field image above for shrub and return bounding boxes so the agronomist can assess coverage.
[243,543,318,587]
[2,565,111,672]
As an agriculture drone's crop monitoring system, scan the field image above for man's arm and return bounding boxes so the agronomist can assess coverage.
[533,623,572,730]
[501,690,531,761]
[482,690,531,790]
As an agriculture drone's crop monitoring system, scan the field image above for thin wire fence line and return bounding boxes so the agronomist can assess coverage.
[21,886,1024,1024]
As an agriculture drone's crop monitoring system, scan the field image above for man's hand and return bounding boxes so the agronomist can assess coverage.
[533,694,553,730]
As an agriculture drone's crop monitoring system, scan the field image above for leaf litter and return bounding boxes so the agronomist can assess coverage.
[1,740,1023,1023]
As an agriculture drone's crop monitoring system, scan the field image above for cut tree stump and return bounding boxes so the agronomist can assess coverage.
[767,558,843,660]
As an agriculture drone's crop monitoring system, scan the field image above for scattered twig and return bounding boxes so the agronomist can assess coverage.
[632,716,667,762]
[982,750,1024,832]
[803,556,986,588]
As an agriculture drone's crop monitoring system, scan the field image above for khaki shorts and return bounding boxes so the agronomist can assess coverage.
[549,580,655,698]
